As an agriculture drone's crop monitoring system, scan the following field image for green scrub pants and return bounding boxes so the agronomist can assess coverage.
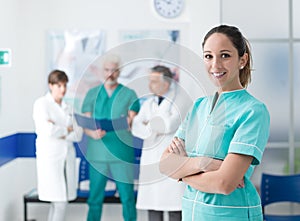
[87,161,137,221]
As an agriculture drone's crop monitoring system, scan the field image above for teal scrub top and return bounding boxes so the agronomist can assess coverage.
[175,89,270,221]
[81,84,140,163]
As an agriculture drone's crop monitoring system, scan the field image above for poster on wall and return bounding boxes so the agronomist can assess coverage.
[117,30,180,97]
[47,30,106,111]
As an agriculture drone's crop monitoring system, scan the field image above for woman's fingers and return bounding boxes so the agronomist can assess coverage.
[167,141,179,154]
[174,138,184,152]
[168,137,187,156]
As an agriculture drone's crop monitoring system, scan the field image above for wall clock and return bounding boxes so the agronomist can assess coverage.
[153,0,184,19]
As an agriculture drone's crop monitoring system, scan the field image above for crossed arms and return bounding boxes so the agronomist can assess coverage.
[159,137,253,195]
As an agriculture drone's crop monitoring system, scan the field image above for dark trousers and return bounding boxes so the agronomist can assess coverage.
[148,210,181,221]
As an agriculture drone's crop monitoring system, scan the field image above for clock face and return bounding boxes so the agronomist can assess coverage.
[154,0,184,18]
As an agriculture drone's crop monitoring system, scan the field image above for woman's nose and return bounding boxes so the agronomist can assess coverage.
[212,58,222,68]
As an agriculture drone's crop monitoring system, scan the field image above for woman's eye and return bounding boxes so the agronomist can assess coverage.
[204,54,213,59]
[221,53,231,58]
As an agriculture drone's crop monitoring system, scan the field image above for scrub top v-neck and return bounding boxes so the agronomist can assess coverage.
[175,89,270,221]
[82,84,140,163]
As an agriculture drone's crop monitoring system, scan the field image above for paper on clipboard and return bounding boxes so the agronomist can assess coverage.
[74,113,128,131]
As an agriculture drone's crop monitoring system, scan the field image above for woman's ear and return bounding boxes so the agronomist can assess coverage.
[48,83,53,92]
[240,53,248,68]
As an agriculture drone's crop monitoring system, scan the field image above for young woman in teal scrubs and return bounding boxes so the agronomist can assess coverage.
[160,25,270,221]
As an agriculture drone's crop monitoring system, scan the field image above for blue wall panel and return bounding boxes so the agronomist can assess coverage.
[16,133,36,157]
[0,133,143,167]
[0,134,17,166]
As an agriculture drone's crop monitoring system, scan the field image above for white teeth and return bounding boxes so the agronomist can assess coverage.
[213,72,225,77]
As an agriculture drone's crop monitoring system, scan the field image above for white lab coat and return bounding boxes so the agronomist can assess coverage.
[33,92,83,202]
[132,86,192,211]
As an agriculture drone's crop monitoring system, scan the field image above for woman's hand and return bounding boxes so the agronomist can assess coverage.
[48,119,54,124]
[168,137,187,156]
[84,128,106,140]
[67,126,74,133]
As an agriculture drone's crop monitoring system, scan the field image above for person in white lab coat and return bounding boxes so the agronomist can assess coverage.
[132,65,192,221]
[33,70,83,221]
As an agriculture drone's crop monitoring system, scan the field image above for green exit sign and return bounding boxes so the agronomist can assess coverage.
[0,49,11,67]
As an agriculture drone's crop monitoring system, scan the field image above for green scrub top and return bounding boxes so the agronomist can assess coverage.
[81,84,140,163]
[175,89,270,221]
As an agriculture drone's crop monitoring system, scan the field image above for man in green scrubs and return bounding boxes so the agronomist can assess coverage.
[81,54,140,221]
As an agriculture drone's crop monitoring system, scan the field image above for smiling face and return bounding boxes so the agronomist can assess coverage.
[203,33,248,92]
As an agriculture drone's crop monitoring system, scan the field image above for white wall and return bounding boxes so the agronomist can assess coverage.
[0,1,221,220]
[0,159,37,221]
[0,0,19,137]
[0,0,221,137]
[1,0,298,220]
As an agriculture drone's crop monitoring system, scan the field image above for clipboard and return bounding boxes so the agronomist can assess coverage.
[74,113,128,131]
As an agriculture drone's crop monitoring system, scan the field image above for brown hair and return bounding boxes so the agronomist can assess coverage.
[48,70,69,85]
[202,25,252,88]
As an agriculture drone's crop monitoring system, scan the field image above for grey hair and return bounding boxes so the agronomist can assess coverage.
[103,54,122,69]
